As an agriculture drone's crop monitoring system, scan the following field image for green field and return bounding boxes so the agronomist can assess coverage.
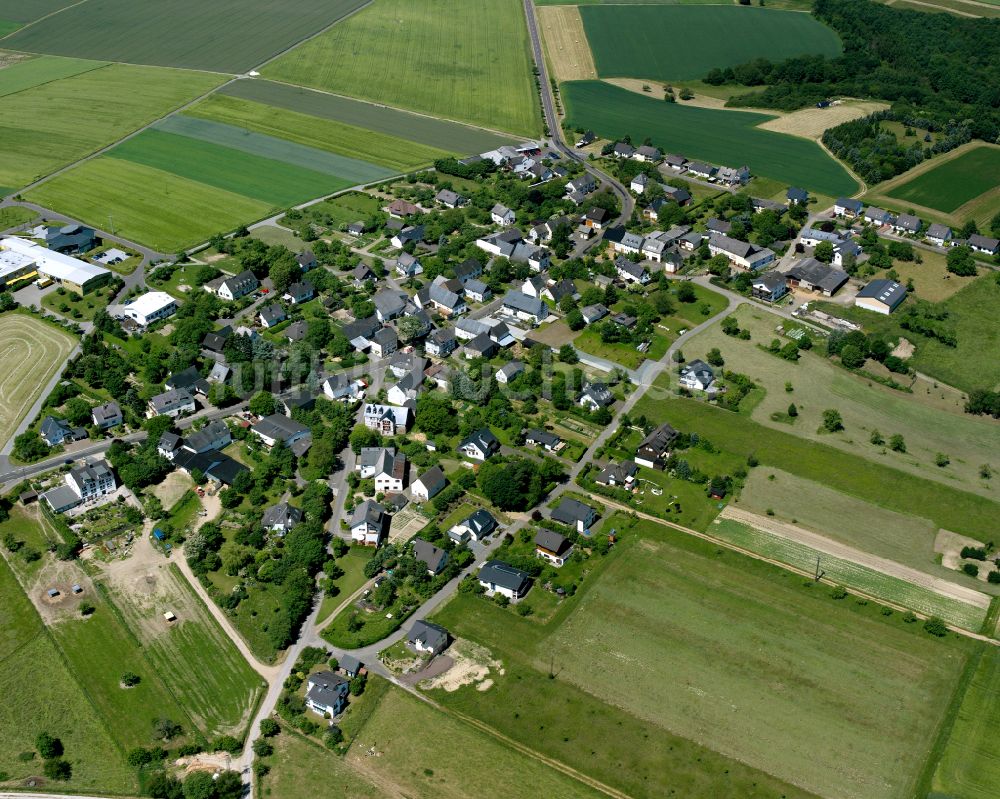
[711,515,987,629]
[886,145,1000,213]
[3,0,369,73]
[933,646,1000,799]
[185,95,450,172]
[819,273,1000,395]
[0,314,76,449]
[102,565,263,737]
[581,6,842,81]
[264,0,541,136]
[563,80,859,196]
[0,54,104,97]
[630,393,1000,542]
[220,79,513,154]
[0,1,78,22]
[0,63,222,190]
[682,304,1000,497]
[26,157,273,251]
[433,517,969,799]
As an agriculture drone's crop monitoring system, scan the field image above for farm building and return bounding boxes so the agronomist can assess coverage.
[855,280,907,315]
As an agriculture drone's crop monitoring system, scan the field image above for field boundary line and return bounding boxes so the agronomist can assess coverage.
[0,59,112,101]
[0,0,94,40]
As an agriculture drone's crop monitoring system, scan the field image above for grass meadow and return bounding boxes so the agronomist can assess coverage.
[0,63,222,190]
[26,157,273,251]
[682,304,1000,498]
[0,314,75,448]
[581,5,842,81]
[184,94,451,171]
[3,0,368,73]
[818,272,1000,394]
[630,392,1000,542]
[710,515,988,629]
[563,80,859,196]
[0,55,104,98]
[220,79,512,154]
[102,565,264,738]
[433,516,970,799]
[885,145,1000,214]
[263,0,542,136]
[933,646,1000,799]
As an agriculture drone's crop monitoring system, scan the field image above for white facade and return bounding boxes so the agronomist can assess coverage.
[120,291,177,326]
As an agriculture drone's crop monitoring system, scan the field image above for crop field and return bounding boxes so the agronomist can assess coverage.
[885,144,1000,213]
[541,525,967,799]
[0,62,223,190]
[563,80,859,196]
[263,0,541,136]
[820,273,1000,394]
[630,392,1000,542]
[0,54,104,98]
[680,304,1000,497]
[3,0,369,73]
[219,80,512,154]
[0,1,79,23]
[182,95,447,172]
[26,157,273,252]
[581,6,842,81]
[102,565,263,737]
[0,314,75,448]
[933,647,1000,799]
[538,5,597,83]
[710,515,987,629]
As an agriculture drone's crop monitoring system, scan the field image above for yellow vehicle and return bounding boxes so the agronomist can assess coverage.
[35,276,53,288]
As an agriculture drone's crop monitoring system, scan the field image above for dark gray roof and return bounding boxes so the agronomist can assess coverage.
[350,499,385,529]
[466,508,497,537]
[478,560,531,593]
[460,428,499,456]
[408,619,449,651]
[857,279,907,310]
[534,529,572,556]
[184,419,230,453]
[306,671,347,710]
[836,197,863,212]
[262,502,302,530]
[251,413,309,442]
[551,498,596,526]
[637,423,678,455]
[581,382,614,407]
[786,258,849,293]
[412,538,448,573]
[416,465,447,494]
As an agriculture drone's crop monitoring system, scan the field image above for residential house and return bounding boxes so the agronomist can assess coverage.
[565,174,597,198]
[525,428,561,452]
[91,401,122,430]
[281,391,315,415]
[408,620,449,654]
[596,459,638,488]
[834,198,864,218]
[357,447,395,479]
[630,173,649,194]
[285,320,308,342]
[496,361,525,384]
[182,419,231,455]
[464,279,491,304]
[412,539,449,576]
[207,362,230,384]
[373,450,407,494]
[347,221,366,237]
[66,460,117,501]
[250,414,310,449]
[502,290,549,325]
[476,230,550,271]
[343,315,382,350]
[261,502,302,536]
[662,185,691,205]
[258,304,286,328]
[892,213,922,235]
[460,509,498,542]
[604,226,643,255]
[679,230,704,251]
[575,130,595,148]
[661,251,684,273]
[612,142,635,158]
[454,258,484,284]
[925,224,953,247]
[208,270,258,301]
[283,281,314,304]
[165,365,210,397]
[305,671,349,717]
[455,317,490,341]
[386,368,424,406]
[550,498,598,533]
[147,388,195,418]
[635,423,678,469]
[349,500,386,546]
[463,332,499,360]
[581,303,608,325]
[478,560,531,600]
[534,529,574,567]
[118,291,177,327]
[201,328,230,359]
[491,204,516,226]
[435,189,466,208]
[751,198,785,214]
[393,252,423,278]
[579,382,614,411]
[863,207,896,227]
[855,279,907,315]
[583,207,609,230]
[716,165,750,186]
[351,263,376,286]
[634,145,661,163]
[521,275,546,299]
[706,218,732,236]
[322,374,365,402]
[387,199,420,219]
[458,428,500,461]
[295,250,316,271]
[157,432,182,460]
[427,275,467,316]
[708,234,775,272]
[363,404,410,435]
[412,466,447,502]
[615,257,650,284]
[686,162,716,179]
[426,327,457,358]
[786,187,809,205]
[751,271,789,303]
[373,289,407,322]
[969,235,1000,256]
[679,359,715,391]
[785,258,849,296]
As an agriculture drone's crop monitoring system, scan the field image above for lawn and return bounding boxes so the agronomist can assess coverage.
[184,94,453,172]
[680,303,1000,498]
[885,145,1000,214]
[101,564,264,738]
[219,79,513,154]
[316,547,374,621]
[433,515,968,799]
[710,515,988,629]
[818,272,1000,395]
[107,129,357,207]
[263,0,542,136]
[563,80,859,196]
[0,313,76,449]
[26,157,273,252]
[256,729,380,799]
[0,63,223,190]
[574,325,668,368]
[0,54,105,98]
[3,0,369,73]
[0,205,38,230]
[42,281,120,321]
[933,646,1000,799]
[295,191,383,231]
[630,393,1000,542]
[581,5,842,82]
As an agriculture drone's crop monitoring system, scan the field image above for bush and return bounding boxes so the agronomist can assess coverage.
[121,671,141,687]
[252,740,273,757]
[988,571,1000,584]
[830,585,848,600]
[36,732,63,759]
[42,758,72,781]
[963,563,980,577]
[923,616,948,637]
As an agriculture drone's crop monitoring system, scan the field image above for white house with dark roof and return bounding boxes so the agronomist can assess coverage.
[261,502,302,536]
[550,497,598,533]
[408,619,450,654]
[615,257,650,284]
[412,466,447,502]
[925,224,953,247]
[91,401,122,430]
[708,234,774,272]
[534,529,574,567]
[350,500,386,546]
[855,279,907,315]
[679,359,715,391]
[458,428,500,461]
[147,388,195,418]
[478,560,531,600]
[491,204,516,226]
[579,382,615,411]
[502,290,549,324]
[412,539,449,576]
[834,198,864,217]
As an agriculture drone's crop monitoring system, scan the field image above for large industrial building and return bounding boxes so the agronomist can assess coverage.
[0,236,111,294]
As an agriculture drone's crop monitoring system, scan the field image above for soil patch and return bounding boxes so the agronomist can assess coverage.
[419,638,503,693]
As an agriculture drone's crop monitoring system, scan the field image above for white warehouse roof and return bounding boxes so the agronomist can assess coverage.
[122,291,175,322]
[0,236,110,286]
